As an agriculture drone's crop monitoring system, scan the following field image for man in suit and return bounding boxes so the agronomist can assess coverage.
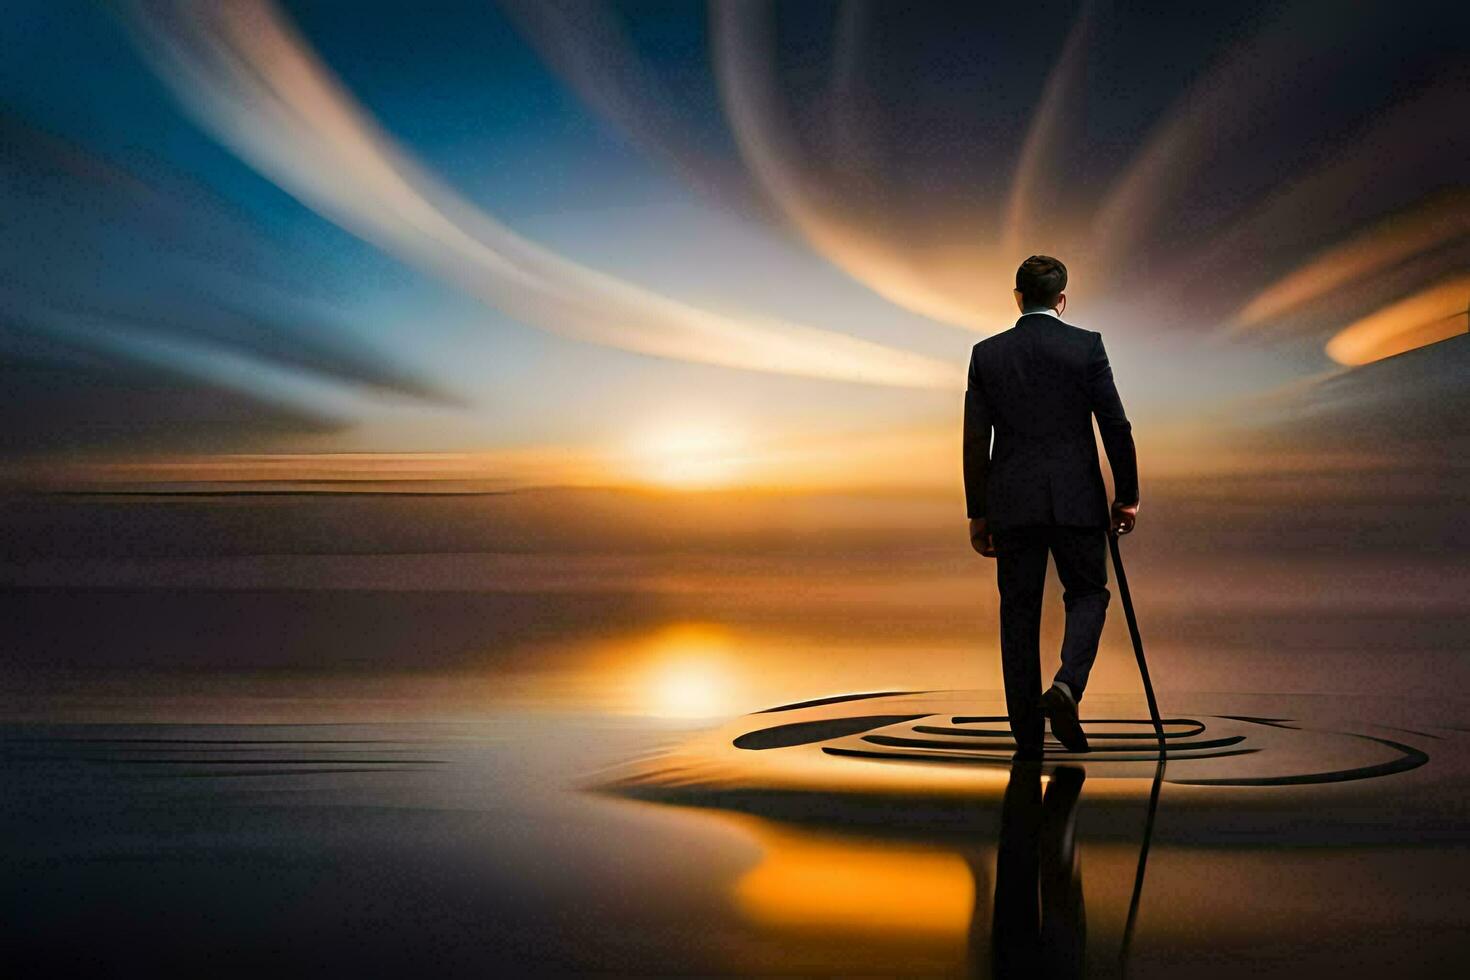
[964,255,1139,759]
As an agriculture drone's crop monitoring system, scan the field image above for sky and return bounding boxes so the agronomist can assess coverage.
[1,0,1468,718]
[0,0,1466,493]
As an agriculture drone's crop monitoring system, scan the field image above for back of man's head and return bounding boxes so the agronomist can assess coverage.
[1015,255,1068,310]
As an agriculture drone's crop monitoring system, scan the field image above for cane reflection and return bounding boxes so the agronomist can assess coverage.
[973,762,1087,978]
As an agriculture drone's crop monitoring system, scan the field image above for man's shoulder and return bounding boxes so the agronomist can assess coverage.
[1052,319,1104,350]
[1053,317,1099,337]
[972,319,1102,361]
[972,325,1021,355]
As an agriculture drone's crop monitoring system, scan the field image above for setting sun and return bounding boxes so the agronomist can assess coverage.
[624,421,748,490]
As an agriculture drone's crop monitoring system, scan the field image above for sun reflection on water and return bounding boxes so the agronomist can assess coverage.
[728,817,976,940]
[625,623,745,719]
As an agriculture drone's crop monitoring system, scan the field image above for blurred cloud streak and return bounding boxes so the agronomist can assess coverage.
[496,0,759,216]
[1000,4,1092,261]
[711,0,1011,331]
[126,0,955,390]
[1324,277,1469,366]
[0,112,455,447]
[1233,192,1470,331]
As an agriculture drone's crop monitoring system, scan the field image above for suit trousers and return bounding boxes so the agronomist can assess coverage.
[993,525,1110,751]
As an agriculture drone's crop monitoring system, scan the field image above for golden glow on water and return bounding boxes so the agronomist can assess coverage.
[728,818,976,939]
[623,623,745,719]
[582,623,1001,723]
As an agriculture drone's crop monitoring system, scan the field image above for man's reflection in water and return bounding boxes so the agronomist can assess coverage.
[973,762,1087,978]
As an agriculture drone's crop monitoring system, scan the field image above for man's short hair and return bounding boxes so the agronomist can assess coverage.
[1015,255,1068,309]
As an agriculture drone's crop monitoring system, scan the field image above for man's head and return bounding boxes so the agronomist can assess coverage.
[1014,255,1067,314]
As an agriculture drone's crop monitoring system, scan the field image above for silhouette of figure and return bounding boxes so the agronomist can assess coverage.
[964,255,1139,756]
[975,762,1087,979]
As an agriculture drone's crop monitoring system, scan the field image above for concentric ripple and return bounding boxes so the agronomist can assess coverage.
[597,691,1435,803]
[799,712,1426,784]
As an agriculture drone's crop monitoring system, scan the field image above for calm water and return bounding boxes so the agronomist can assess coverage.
[5,689,1468,977]
[4,494,1468,975]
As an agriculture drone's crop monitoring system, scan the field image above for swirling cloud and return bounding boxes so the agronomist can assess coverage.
[704,0,1468,366]
[126,0,954,390]
[0,113,451,399]
[1000,5,1093,261]
[496,0,758,217]
[1233,192,1470,332]
[710,1,1013,331]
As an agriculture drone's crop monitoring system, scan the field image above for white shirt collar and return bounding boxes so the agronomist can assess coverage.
[1020,307,1060,319]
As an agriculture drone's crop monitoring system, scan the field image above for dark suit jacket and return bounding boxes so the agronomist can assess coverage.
[964,312,1138,529]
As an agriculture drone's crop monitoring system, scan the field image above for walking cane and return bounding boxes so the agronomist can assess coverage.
[1108,530,1164,750]
[1109,527,1164,972]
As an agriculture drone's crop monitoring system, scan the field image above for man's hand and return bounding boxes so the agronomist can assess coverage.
[969,518,997,557]
[1111,500,1139,536]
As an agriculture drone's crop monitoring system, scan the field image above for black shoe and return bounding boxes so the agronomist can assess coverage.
[1012,745,1044,762]
[1039,685,1090,753]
